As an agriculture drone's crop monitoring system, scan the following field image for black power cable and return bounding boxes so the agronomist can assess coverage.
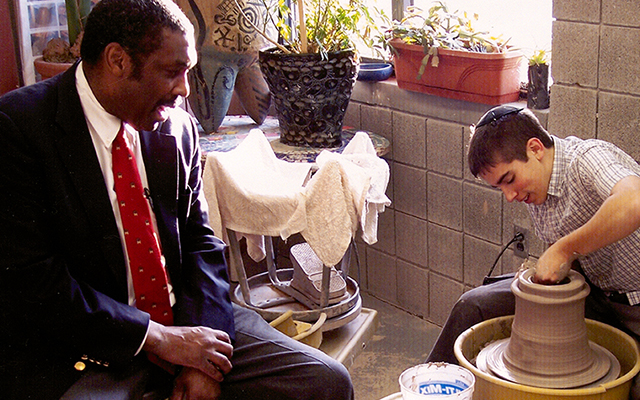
[484,232,525,283]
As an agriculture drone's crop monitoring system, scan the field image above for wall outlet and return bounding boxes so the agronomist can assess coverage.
[513,225,529,258]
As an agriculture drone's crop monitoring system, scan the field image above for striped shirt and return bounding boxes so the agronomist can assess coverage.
[528,136,640,305]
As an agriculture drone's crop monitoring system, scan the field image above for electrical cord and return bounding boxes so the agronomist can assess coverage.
[485,232,525,280]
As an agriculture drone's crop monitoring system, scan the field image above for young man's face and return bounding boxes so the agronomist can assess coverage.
[121,28,197,131]
[479,138,551,205]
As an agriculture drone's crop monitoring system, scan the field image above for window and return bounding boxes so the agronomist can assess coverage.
[18,0,69,84]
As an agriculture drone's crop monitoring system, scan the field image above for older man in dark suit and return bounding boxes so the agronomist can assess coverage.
[0,0,353,399]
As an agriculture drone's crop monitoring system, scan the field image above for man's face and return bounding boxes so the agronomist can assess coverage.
[120,28,197,131]
[479,140,550,205]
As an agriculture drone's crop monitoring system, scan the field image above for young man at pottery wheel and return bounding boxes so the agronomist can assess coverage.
[426,105,640,399]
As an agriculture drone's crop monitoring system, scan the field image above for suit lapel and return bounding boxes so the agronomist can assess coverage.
[140,128,178,216]
[53,64,129,295]
[140,127,180,272]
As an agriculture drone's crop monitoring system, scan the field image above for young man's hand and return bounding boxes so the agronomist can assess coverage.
[533,243,576,284]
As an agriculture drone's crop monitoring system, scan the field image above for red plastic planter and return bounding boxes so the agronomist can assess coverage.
[391,39,523,105]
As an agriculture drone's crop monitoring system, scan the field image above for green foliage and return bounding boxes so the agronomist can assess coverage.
[527,49,550,66]
[377,2,513,75]
[65,0,94,46]
[242,0,381,57]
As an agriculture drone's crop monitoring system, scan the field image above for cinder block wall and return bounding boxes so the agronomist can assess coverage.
[345,0,640,327]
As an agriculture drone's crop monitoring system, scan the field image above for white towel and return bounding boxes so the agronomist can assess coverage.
[316,131,391,244]
[202,129,391,268]
[203,129,311,261]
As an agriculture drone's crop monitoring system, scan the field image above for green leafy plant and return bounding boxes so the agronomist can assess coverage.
[236,0,381,58]
[527,49,550,66]
[377,2,513,76]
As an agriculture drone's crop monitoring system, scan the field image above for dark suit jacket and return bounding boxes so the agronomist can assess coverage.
[0,64,234,399]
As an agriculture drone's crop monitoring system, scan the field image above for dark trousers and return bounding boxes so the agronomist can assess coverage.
[61,304,353,400]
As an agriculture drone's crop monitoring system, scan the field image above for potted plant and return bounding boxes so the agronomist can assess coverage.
[238,0,379,147]
[379,2,523,104]
[526,49,550,109]
[34,0,94,80]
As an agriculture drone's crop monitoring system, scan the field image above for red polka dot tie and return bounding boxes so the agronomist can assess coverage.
[112,125,173,326]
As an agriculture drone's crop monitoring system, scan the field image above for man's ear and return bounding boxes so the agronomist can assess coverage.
[527,137,546,161]
[102,43,132,78]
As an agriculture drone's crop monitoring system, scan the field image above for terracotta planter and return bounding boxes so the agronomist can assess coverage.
[33,57,73,80]
[390,40,523,105]
[259,48,358,148]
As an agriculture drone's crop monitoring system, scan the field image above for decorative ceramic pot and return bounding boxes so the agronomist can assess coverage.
[259,48,358,148]
[176,0,271,133]
[390,39,522,105]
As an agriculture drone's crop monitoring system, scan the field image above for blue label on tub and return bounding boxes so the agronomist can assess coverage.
[418,380,469,395]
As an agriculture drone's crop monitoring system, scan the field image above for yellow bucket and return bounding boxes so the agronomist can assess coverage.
[454,316,640,400]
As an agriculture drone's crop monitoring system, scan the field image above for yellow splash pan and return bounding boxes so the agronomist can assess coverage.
[455,316,640,400]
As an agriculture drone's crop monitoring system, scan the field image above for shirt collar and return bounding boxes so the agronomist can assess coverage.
[75,62,134,146]
[546,135,564,198]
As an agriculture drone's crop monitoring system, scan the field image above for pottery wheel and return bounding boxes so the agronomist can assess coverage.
[476,338,621,389]
[230,268,361,331]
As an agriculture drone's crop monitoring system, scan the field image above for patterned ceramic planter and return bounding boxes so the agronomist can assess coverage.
[391,39,523,105]
[259,48,358,148]
[177,0,271,133]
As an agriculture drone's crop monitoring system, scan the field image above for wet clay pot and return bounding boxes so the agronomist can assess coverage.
[259,48,358,148]
[496,269,613,388]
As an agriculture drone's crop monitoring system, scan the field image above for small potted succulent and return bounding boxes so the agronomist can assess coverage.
[239,0,380,147]
[378,1,523,104]
[526,49,550,109]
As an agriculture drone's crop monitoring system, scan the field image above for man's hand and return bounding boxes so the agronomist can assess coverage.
[533,242,576,284]
[171,367,221,400]
[144,322,233,381]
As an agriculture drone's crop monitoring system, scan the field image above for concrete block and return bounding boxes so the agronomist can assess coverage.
[391,111,427,168]
[463,125,476,182]
[348,240,368,289]
[427,119,465,178]
[428,223,463,281]
[386,159,394,204]
[372,206,396,256]
[603,0,640,27]
[361,104,393,158]
[502,200,545,258]
[599,26,640,94]
[428,273,463,326]
[427,172,463,230]
[393,163,427,219]
[344,102,361,130]
[397,259,430,318]
[395,211,428,266]
[353,80,488,125]
[553,0,600,23]
[463,235,501,287]
[366,247,397,303]
[547,84,597,139]
[598,91,640,162]
[462,182,503,244]
[551,21,598,87]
